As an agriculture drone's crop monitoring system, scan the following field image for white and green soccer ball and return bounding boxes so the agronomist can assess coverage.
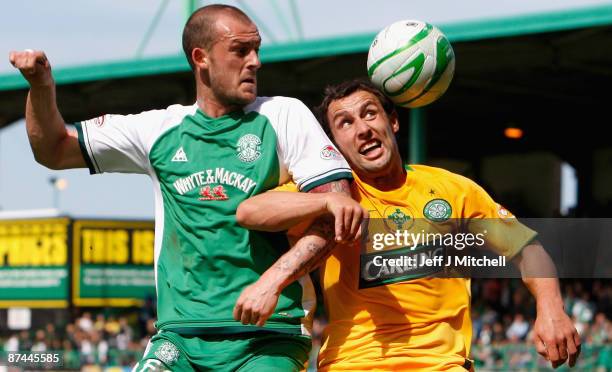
[367,20,455,108]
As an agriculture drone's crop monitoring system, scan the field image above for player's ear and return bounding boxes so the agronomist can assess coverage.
[389,110,400,134]
[192,48,209,70]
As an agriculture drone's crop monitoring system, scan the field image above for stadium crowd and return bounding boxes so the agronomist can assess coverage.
[469,279,612,369]
[1,279,611,370]
[1,299,157,369]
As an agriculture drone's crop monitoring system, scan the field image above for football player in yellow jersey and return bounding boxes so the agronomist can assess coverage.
[234,79,580,370]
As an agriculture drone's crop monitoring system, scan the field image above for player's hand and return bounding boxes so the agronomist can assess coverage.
[323,192,368,243]
[533,305,581,368]
[233,280,280,327]
[8,49,53,87]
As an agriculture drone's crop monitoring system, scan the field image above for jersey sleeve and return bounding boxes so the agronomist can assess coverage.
[461,179,537,259]
[74,110,166,175]
[271,98,352,192]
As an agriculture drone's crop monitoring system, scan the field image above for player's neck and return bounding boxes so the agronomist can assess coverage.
[196,97,241,118]
[359,158,406,191]
[196,85,243,118]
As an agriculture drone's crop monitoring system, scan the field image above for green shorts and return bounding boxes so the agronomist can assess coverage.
[133,330,311,371]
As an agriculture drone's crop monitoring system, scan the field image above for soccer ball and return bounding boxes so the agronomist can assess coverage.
[367,20,455,108]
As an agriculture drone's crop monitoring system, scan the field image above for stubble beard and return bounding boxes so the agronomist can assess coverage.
[214,83,256,109]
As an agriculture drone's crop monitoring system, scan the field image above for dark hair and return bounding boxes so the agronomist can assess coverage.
[182,4,252,71]
[314,79,396,137]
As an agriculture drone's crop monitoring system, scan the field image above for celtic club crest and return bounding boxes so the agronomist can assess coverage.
[423,198,452,222]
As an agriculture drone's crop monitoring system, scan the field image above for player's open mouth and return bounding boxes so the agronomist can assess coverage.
[241,77,256,85]
[359,140,382,156]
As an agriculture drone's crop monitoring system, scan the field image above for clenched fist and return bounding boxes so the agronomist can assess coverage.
[233,280,281,327]
[323,192,368,243]
[8,49,53,88]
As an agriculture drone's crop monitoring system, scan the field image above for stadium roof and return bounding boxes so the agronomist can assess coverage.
[1,3,612,128]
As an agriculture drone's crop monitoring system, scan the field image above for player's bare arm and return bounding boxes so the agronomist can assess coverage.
[236,186,367,243]
[9,50,85,169]
[513,242,581,368]
[234,179,356,326]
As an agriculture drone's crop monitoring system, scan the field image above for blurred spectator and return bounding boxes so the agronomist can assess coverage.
[63,339,80,369]
[591,312,611,344]
[564,283,576,316]
[18,330,32,351]
[65,323,78,348]
[573,293,595,323]
[116,317,133,351]
[77,312,94,332]
[481,306,498,325]
[80,331,93,365]
[492,322,505,344]
[5,334,19,352]
[31,329,47,351]
[105,316,121,336]
[479,323,493,346]
[506,313,530,342]
[94,313,106,332]
[90,330,108,365]
[50,337,62,351]
[573,293,595,336]
[45,323,56,347]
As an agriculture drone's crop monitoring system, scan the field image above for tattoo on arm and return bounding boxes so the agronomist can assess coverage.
[272,179,351,282]
[308,179,351,194]
[273,216,336,281]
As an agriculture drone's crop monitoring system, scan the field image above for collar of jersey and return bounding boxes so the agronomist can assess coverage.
[184,108,246,135]
[353,164,415,203]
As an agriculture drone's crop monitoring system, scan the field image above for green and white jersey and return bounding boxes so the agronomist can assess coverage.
[74,96,352,336]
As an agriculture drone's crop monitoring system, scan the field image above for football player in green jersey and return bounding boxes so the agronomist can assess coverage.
[10,4,366,371]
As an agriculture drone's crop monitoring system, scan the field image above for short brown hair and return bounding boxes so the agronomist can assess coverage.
[182,4,252,71]
[315,79,395,137]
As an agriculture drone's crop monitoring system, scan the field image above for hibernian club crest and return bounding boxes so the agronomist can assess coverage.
[423,198,452,222]
[154,341,180,365]
[236,134,262,162]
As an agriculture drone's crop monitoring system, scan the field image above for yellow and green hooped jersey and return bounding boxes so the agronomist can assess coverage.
[75,96,352,336]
